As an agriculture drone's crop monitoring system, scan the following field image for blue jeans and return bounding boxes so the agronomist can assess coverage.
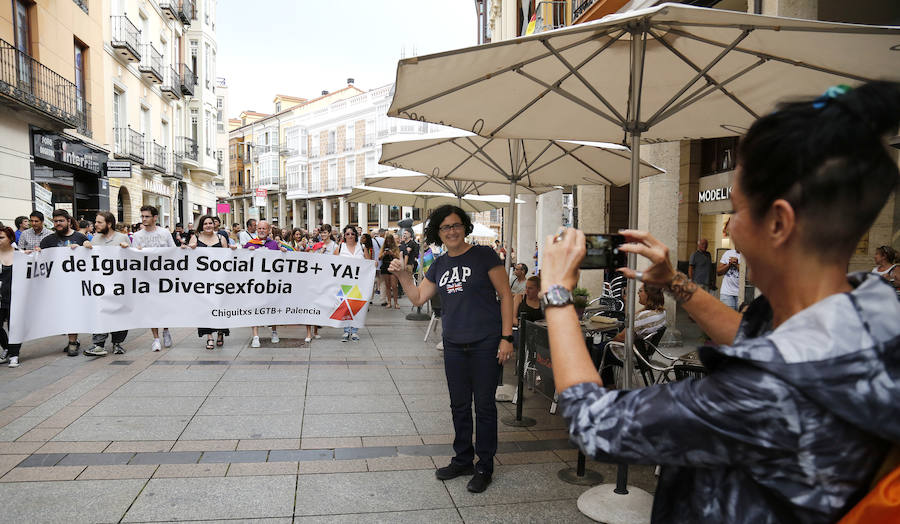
[720,293,739,310]
[443,336,501,474]
[343,326,358,335]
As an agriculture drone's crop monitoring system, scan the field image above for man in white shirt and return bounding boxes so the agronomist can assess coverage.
[717,248,742,310]
[238,219,257,247]
[510,263,528,295]
[131,205,175,351]
[84,211,131,356]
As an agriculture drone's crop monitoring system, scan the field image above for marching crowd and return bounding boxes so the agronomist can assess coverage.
[0,205,431,366]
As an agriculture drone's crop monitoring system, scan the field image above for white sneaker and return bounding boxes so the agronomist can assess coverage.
[251,336,260,348]
[435,341,444,351]
[350,334,360,342]
[304,337,311,344]
[162,329,173,348]
[151,339,161,352]
[314,334,321,340]
[271,330,280,343]
[84,345,108,357]
[8,357,18,368]
[341,332,350,342]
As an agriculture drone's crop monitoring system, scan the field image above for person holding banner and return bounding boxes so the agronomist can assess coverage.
[188,215,238,349]
[390,205,514,494]
[83,212,131,357]
[0,227,22,367]
[132,205,176,352]
[338,225,367,342]
[244,220,286,348]
[380,234,401,309]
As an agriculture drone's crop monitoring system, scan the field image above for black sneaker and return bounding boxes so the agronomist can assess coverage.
[113,344,126,355]
[435,462,475,480]
[466,471,492,493]
[67,341,80,357]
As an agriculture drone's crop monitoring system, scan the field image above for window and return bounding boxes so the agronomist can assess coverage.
[13,0,30,87]
[327,130,336,155]
[311,164,321,192]
[389,206,401,222]
[206,111,214,155]
[286,164,299,190]
[275,102,282,113]
[700,137,739,177]
[190,109,198,141]
[327,161,337,191]
[365,152,376,176]
[190,40,198,79]
[345,157,355,188]
[285,126,299,153]
[74,41,87,110]
[112,89,124,128]
[345,123,354,150]
[204,44,211,88]
[300,164,307,191]
[300,129,308,155]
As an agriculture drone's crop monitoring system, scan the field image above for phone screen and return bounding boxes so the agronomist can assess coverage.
[581,234,627,270]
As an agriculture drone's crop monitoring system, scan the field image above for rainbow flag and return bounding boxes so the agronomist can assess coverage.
[525,13,537,35]
[277,240,294,251]
[420,247,435,275]
[245,238,266,247]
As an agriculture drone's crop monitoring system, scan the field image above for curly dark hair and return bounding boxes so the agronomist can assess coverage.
[424,205,473,246]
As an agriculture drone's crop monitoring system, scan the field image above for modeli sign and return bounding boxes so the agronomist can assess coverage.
[698,170,736,215]
[32,132,104,175]
[698,186,731,203]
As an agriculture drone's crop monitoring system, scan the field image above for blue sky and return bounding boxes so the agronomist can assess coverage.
[217,0,478,118]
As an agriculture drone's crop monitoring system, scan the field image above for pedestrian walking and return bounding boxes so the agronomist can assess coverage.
[244,220,286,347]
[131,205,175,351]
[390,205,514,493]
[188,215,238,349]
[238,219,257,246]
[83,212,131,356]
[338,225,367,342]
[0,227,22,368]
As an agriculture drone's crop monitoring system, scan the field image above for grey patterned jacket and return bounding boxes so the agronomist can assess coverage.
[559,273,900,523]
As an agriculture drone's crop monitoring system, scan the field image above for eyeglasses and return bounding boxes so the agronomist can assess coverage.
[345,232,356,237]
[439,223,465,233]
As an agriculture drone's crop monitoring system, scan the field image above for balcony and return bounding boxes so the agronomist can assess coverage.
[534,1,567,33]
[179,63,195,96]
[0,38,80,129]
[74,98,92,138]
[138,44,163,84]
[177,136,198,163]
[72,0,88,14]
[363,133,375,147]
[164,152,183,179]
[326,143,336,155]
[113,127,144,163]
[309,146,320,158]
[159,1,178,21]
[344,139,355,152]
[161,66,181,100]
[142,140,168,173]
[110,16,141,63]
[179,0,195,25]
[280,141,298,157]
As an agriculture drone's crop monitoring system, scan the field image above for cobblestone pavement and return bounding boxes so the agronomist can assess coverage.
[0,299,656,523]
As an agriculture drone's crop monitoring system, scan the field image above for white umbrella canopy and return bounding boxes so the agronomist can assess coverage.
[365,173,556,197]
[388,3,900,142]
[344,186,519,215]
[412,221,497,239]
[378,135,662,188]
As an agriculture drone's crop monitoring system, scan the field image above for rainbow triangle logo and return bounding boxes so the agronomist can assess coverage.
[330,283,368,321]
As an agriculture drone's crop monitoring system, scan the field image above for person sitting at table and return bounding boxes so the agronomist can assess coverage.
[598,284,666,384]
[539,81,900,523]
[512,276,543,349]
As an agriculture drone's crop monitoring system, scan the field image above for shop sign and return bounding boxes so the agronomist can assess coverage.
[33,183,52,205]
[143,178,172,197]
[698,186,731,203]
[255,187,267,207]
[217,203,231,214]
[698,170,736,215]
[106,161,133,178]
[32,132,104,175]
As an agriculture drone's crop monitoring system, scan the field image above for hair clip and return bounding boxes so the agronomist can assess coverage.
[812,84,853,109]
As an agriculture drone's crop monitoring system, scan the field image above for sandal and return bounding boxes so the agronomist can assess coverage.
[205,338,215,350]
[216,332,224,347]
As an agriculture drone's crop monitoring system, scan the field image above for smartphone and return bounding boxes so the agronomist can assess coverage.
[581,233,627,270]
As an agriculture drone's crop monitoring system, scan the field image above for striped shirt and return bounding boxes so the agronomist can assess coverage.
[635,308,666,338]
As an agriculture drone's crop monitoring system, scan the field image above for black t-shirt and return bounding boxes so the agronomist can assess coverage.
[39,230,89,249]
[400,240,419,266]
[425,245,502,344]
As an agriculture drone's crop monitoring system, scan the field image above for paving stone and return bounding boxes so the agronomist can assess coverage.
[300,437,362,449]
[420,434,455,445]
[395,381,451,394]
[443,462,590,507]
[198,396,304,416]
[132,368,226,381]
[123,475,296,522]
[199,450,269,463]
[401,394,451,412]
[220,368,308,382]
[293,509,462,523]
[237,438,300,451]
[515,438,575,452]
[297,459,367,474]
[52,416,191,442]
[181,414,302,440]
[268,449,333,462]
[333,446,397,460]
[0,417,44,441]
[57,452,134,466]
[17,453,66,467]
[0,442,42,455]
[86,396,205,417]
[105,440,174,453]
[457,499,596,523]
[209,381,307,397]
[36,441,111,454]
[17,426,63,442]
[302,413,417,438]
[110,381,217,397]
[0,454,28,478]
[1,465,86,482]
[0,479,145,522]
[226,461,298,476]
[295,469,454,515]
[366,456,435,471]
[304,395,405,414]
[389,368,448,381]
[362,436,423,447]
[495,450,563,465]
[305,381,398,396]
[129,451,201,465]
[396,444,455,457]
[307,368,392,381]
[153,462,228,478]
[171,440,239,452]
[77,464,158,480]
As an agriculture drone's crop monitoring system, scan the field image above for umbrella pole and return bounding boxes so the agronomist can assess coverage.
[577,23,654,524]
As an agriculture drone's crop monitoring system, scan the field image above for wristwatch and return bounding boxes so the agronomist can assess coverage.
[540,284,573,310]
[500,335,514,343]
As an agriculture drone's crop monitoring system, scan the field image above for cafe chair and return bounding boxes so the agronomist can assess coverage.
[673,363,708,381]
[600,328,671,387]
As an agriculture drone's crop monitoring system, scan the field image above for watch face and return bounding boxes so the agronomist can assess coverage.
[543,285,572,307]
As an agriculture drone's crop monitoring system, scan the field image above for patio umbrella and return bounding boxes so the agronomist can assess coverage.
[344,185,520,215]
[365,173,555,198]
[385,4,900,519]
[411,221,497,239]
[378,134,662,269]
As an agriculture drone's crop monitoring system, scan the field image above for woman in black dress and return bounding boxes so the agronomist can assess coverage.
[187,215,237,349]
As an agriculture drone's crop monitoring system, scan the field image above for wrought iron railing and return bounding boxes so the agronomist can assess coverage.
[161,66,180,96]
[143,140,167,172]
[364,133,375,147]
[178,136,198,161]
[571,0,595,21]
[179,0,195,24]
[110,16,141,60]
[0,38,81,128]
[179,63,195,96]
[113,127,144,162]
[75,98,92,137]
[139,43,163,82]
[72,0,88,14]
[534,1,567,33]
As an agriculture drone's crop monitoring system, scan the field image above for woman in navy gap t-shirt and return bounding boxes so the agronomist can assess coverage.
[390,205,514,494]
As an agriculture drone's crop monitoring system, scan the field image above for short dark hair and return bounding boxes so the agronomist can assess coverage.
[213,216,221,224]
[321,224,332,234]
[526,275,540,287]
[175,222,183,228]
[96,211,116,229]
[196,214,216,231]
[30,210,44,221]
[424,205,473,246]
[52,209,71,220]
[78,219,90,229]
[341,225,357,239]
[516,263,528,272]
[14,216,27,228]
[139,205,159,217]
[876,245,897,264]
[0,226,14,245]
[737,81,900,261]
[246,218,256,228]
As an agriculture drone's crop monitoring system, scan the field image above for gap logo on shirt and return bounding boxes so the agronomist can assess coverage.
[439,266,471,294]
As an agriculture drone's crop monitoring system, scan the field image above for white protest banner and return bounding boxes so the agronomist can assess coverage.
[9,247,374,343]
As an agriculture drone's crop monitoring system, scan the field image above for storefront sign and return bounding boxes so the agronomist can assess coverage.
[106,161,133,178]
[32,132,104,175]
[255,187,267,207]
[217,203,231,214]
[33,183,52,205]
[9,247,375,343]
[698,186,731,203]
[143,178,172,197]
[698,170,736,215]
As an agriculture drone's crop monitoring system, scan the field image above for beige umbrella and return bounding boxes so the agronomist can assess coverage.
[365,173,555,197]
[344,185,520,215]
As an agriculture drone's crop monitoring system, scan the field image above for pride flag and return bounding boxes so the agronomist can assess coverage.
[276,240,294,251]
[419,247,435,276]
